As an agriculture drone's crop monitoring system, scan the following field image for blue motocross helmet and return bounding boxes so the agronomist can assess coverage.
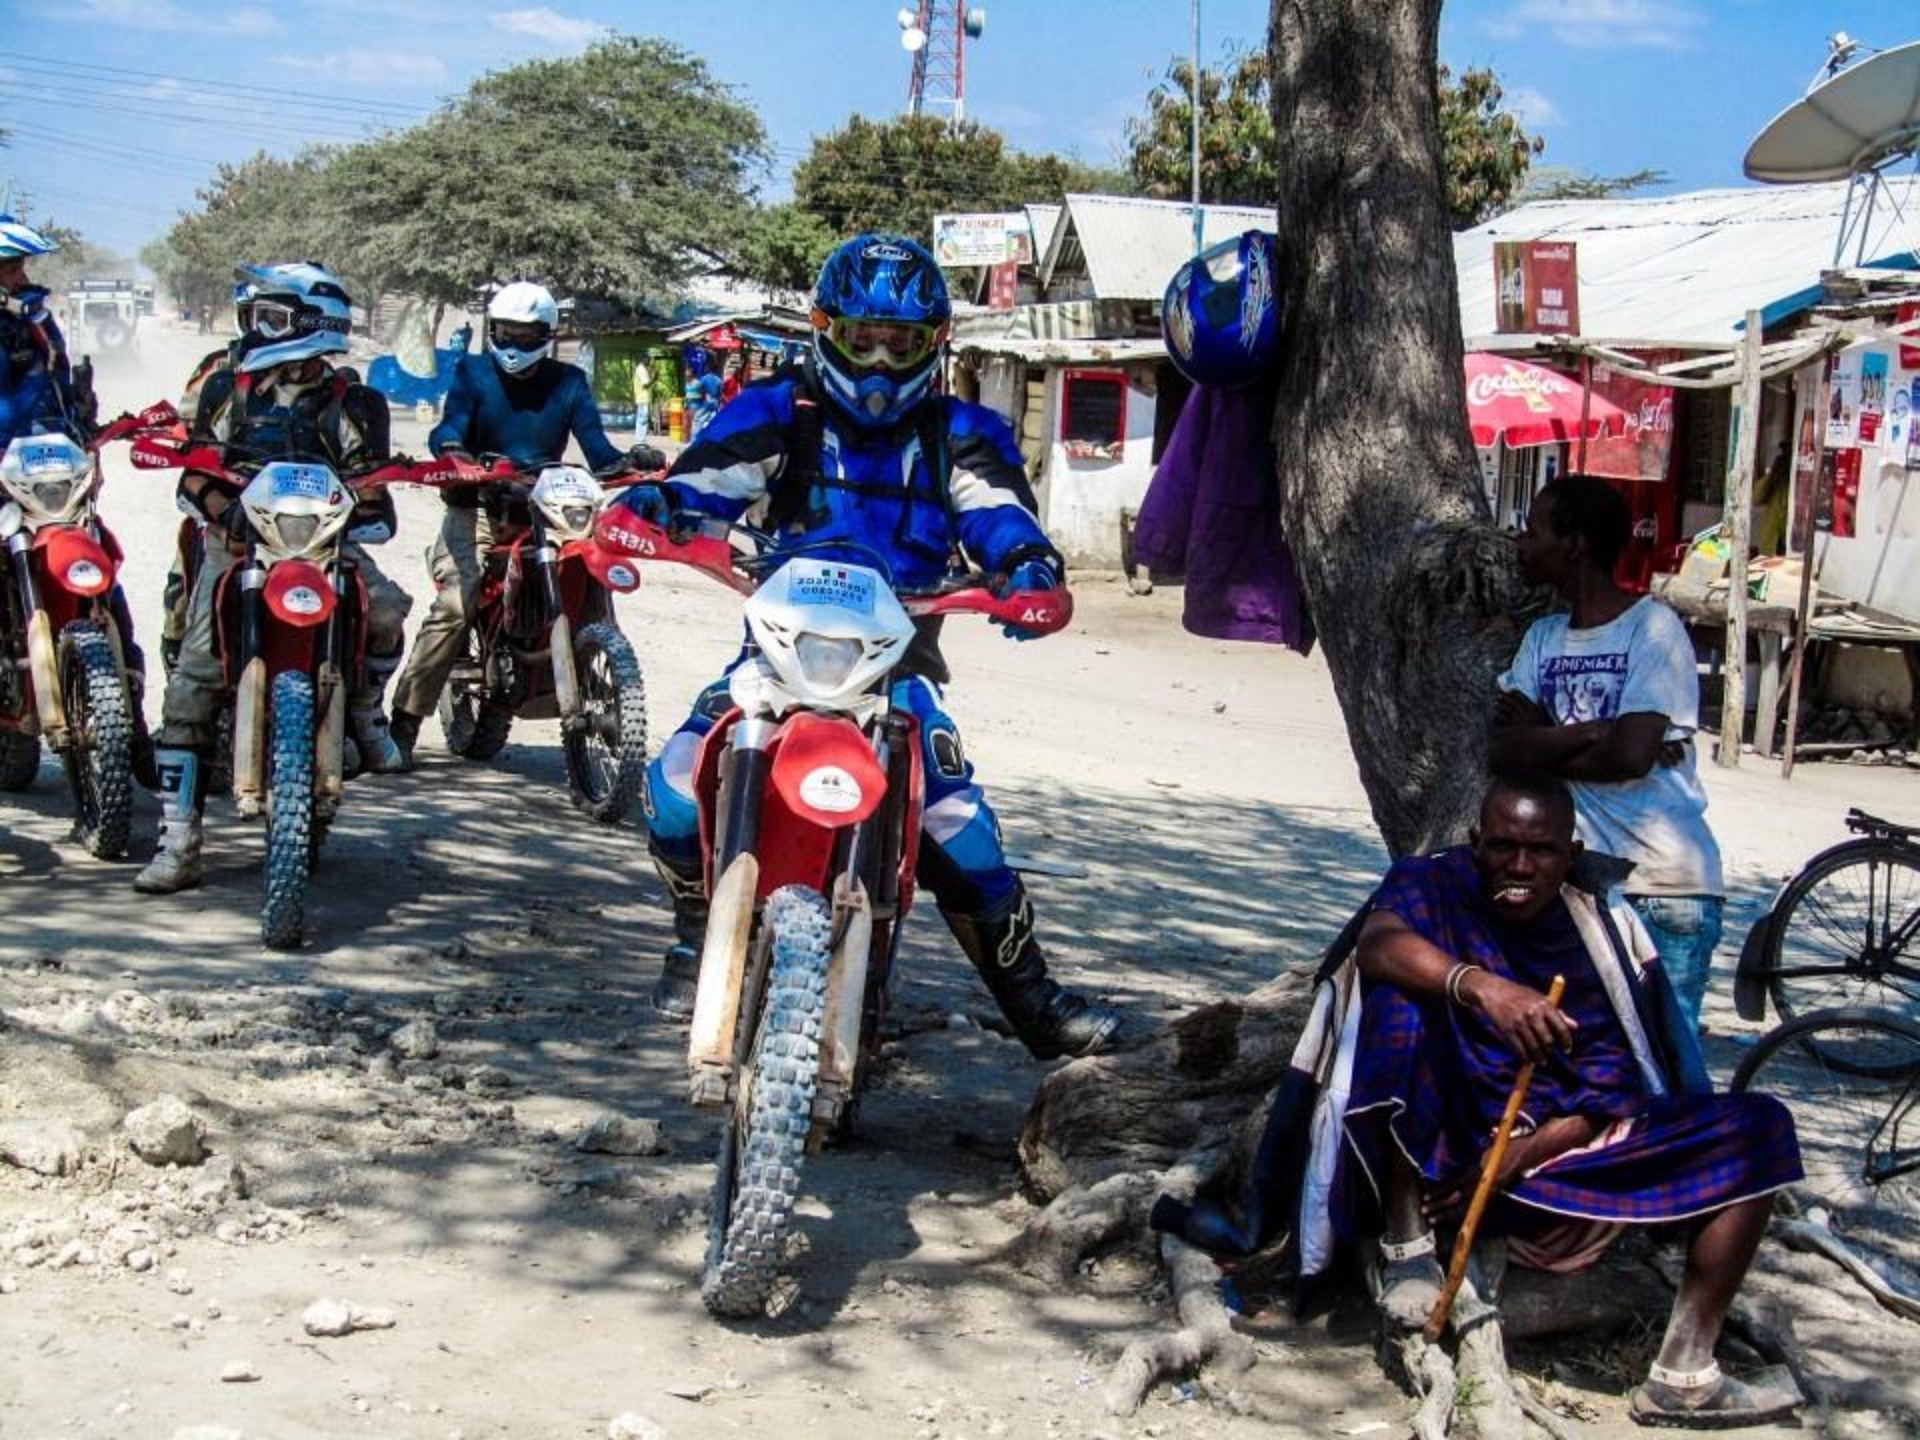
[1161,230,1280,389]
[811,233,950,429]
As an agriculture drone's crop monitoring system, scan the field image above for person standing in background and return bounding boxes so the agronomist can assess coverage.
[632,353,652,440]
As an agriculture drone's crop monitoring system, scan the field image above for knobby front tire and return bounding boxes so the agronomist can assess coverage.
[262,671,315,950]
[59,623,133,860]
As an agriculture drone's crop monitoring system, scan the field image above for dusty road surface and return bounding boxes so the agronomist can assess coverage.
[2,321,1916,1439]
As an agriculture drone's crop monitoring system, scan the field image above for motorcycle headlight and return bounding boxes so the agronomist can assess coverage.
[31,480,73,514]
[560,504,596,534]
[276,514,321,553]
[794,633,863,691]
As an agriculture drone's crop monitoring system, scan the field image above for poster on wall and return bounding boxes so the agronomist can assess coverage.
[1833,449,1862,539]
[1790,360,1826,554]
[1828,354,1860,445]
[1899,300,1920,370]
[1911,379,1920,469]
[1492,241,1581,335]
[1888,377,1913,460]
[1581,362,1675,483]
[1860,352,1889,443]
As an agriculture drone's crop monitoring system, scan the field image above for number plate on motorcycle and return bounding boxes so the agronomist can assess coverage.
[260,463,335,500]
[17,440,82,476]
[785,558,876,616]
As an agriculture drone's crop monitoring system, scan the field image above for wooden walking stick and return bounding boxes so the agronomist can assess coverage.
[1423,973,1567,1343]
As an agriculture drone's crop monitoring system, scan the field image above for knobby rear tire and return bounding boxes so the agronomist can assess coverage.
[564,621,647,825]
[439,626,513,760]
[262,671,315,950]
[59,622,133,860]
[701,885,833,1319]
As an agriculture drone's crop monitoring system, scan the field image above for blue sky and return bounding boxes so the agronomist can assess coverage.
[0,0,1873,261]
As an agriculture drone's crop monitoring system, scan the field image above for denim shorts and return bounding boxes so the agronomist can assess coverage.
[1627,893,1724,1029]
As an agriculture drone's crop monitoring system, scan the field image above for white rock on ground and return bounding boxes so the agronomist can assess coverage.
[219,1360,259,1383]
[302,1298,397,1337]
[574,1114,666,1157]
[123,1095,208,1167]
[608,1414,667,1440]
[389,1018,439,1059]
[0,1119,86,1177]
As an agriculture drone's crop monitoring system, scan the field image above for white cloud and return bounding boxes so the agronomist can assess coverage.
[54,0,275,34]
[1505,85,1562,128]
[1487,0,1704,51]
[491,6,606,48]
[275,49,449,88]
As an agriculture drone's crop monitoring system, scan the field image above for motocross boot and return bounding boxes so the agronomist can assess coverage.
[349,651,406,774]
[133,747,207,894]
[649,848,709,1022]
[387,709,425,769]
[941,883,1124,1060]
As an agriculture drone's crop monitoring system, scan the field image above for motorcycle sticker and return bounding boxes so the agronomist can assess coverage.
[261,464,333,500]
[17,441,81,476]
[65,560,104,591]
[798,764,864,814]
[606,562,638,590]
[787,559,877,615]
[281,585,325,617]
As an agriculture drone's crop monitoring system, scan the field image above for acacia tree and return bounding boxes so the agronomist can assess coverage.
[1126,46,1541,227]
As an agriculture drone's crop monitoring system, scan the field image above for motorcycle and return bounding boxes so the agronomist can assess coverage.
[127,405,413,947]
[0,407,168,857]
[418,455,650,824]
[594,506,1073,1317]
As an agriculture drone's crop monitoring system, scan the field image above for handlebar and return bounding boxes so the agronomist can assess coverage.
[591,509,1074,632]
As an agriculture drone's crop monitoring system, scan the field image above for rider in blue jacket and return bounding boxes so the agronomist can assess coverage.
[388,281,648,761]
[614,234,1123,1060]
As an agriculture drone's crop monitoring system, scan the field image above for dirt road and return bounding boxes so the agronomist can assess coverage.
[2,321,1913,1439]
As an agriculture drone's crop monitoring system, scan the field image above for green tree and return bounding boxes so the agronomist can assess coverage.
[1520,166,1668,203]
[152,149,347,314]
[790,115,1129,246]
[333,35,767,308]
[1124,48,1541,227]
[733,202,837,293]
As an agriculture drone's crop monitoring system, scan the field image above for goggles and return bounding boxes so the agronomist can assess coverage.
[814,311,942,371]
[247,299,349,341]
[489,320,552,350]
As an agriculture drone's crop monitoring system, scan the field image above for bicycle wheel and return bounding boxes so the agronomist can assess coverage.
[1759,839,1920,1025]
[1730,1007,1920,1213]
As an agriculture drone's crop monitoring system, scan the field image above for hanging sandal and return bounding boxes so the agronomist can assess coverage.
[1630,1359,1803,1430]
[1370,1231,1444,1331]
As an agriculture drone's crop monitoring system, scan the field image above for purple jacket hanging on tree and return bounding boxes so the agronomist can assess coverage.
[1133,384,1315,654]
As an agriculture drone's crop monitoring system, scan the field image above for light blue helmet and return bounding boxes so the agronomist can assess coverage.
[0,215,58,261]
[810,234,950,429]
[232,262,353,374]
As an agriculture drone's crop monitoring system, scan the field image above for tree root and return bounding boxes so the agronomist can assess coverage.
[1102,1233,1254,1416]
[995,1170,1164,1286]
[1773,1215,1920,1323]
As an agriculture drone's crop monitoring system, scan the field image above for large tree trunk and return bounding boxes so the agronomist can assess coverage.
[1269,0,1522,856]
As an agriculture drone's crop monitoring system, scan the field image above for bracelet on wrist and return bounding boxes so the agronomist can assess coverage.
[1445,962,1485,1007]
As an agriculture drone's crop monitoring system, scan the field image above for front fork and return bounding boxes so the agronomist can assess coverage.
[314,558,356,814]
[531,524,582,720]
[8,532,67,744]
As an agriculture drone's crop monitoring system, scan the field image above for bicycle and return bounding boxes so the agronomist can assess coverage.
[1734,809,1920,1042]
[1729,1006,1920,1213]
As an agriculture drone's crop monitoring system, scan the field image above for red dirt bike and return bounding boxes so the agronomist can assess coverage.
[0,407,171,857]
[126,405,415,946]
[594,507,1073,1317]
[412,454,651,823]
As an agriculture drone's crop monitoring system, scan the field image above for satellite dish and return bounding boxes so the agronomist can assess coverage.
[897,7,916,28]
[1744,39,1920,182]
[964,7,986,38]
[901,25,926,52]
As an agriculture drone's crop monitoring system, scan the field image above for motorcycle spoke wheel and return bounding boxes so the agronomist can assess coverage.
[564,621,647,824]
[58,623,133,859]
[262,671,315,950]
[438,626,513,760]
[702,886,832,1319]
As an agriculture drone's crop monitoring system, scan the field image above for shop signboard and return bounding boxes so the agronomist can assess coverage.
[931,213,1035,268]
[1493,240,1581,335]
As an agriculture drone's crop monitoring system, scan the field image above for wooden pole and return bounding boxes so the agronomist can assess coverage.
[1780,358,1830,781]
[1424,975,1567,1343]
[1717,311,1764,767]
[1577,353,1593,472]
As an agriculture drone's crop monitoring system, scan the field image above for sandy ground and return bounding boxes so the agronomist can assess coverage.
[1,321,1915,1440]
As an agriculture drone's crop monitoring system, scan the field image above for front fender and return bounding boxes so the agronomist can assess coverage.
[566,538,642,595]
[33,527,117,597]
[263,559,336,628]
[768,711,887,829]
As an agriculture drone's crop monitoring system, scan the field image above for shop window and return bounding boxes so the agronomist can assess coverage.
[1061,370,1127,460]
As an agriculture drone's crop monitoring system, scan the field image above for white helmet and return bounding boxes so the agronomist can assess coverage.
[0,215,58,261]
[233,262,353,375]
[487,281,558,376]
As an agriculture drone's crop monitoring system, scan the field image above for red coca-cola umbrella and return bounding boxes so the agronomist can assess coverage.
[1464,353,1629,448]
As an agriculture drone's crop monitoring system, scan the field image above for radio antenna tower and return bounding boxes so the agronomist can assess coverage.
[899,3,987,124]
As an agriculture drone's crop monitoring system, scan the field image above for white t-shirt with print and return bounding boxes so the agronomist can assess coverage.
[1499,596,1724,897]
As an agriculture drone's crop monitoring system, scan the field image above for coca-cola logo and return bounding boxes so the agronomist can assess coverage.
[1466,365,1572,410]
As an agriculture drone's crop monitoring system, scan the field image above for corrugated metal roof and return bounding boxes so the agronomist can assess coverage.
[1456,179,1920,343]
[952,334,1166,365]
[1041,194,1277,301]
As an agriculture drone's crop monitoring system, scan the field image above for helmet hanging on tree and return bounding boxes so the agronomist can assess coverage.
[1160,230,1280,389]
[810,233,950,429]
[232,262,354,375]
[487,281,559,377]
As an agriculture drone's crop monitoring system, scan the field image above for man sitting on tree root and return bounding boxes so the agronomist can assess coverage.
[1333,773,1803,1430]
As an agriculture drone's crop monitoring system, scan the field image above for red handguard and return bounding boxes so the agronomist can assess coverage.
[903,586,1074,634]
[592,509,749,594]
